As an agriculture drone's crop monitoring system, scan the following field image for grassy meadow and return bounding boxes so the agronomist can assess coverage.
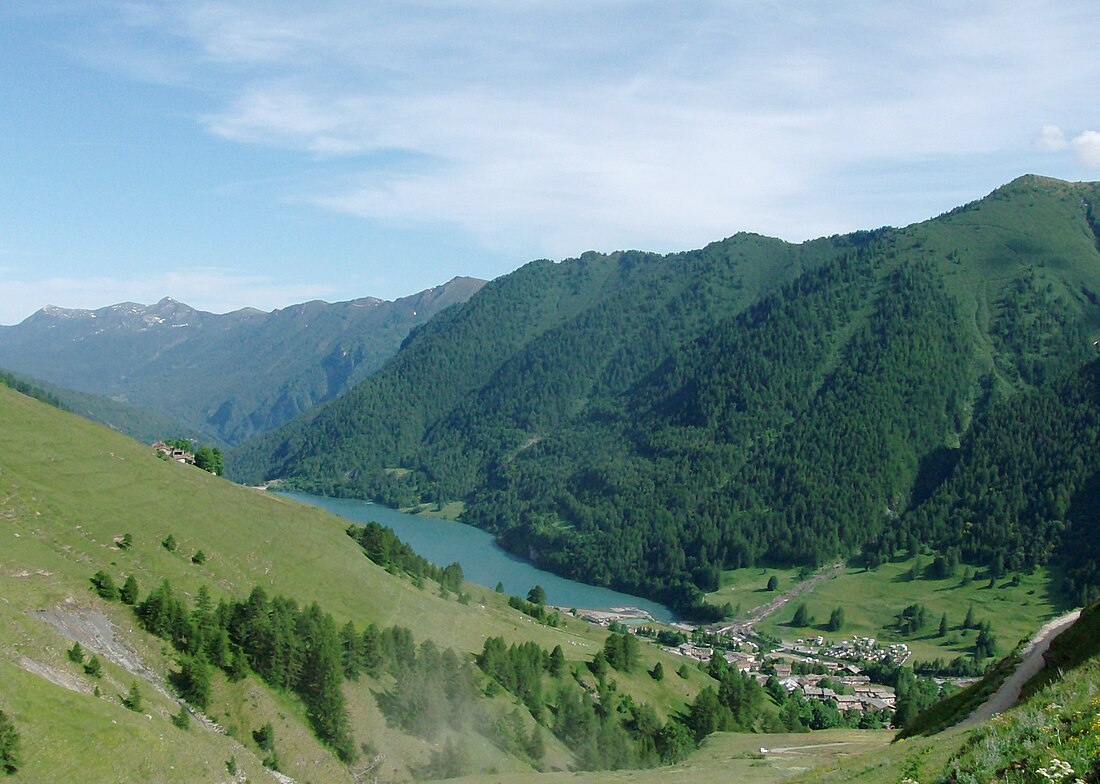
[0,385,710,781]
[709,559,1059,663]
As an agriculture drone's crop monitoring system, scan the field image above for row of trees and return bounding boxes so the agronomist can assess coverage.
[346,523,464,593]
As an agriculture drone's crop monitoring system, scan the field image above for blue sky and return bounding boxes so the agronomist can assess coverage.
[2,1,1098,325]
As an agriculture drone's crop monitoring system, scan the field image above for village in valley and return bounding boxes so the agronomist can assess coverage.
[560,599,923,726]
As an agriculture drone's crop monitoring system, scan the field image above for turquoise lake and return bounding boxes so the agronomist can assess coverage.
[284,492,676,623]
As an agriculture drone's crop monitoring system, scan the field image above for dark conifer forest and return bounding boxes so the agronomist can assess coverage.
[232,176,1100,613]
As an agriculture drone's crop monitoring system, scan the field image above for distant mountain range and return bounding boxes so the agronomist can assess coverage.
[0,276,485,445]
[230,175,1100,614]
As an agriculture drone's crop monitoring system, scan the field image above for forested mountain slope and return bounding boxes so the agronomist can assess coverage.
[233,176,1100,615]
[232,233,861,487]
[0,276,484,445]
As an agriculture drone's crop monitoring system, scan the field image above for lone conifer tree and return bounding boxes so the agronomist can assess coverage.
[120,575,140,605]
[0,710,20,775]
[791,602,810,627]
[123,682,143,712]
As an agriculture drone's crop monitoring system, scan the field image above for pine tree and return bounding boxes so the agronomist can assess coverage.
[298,609,356,761]
[120,575,140,605]
[175,654,212,710]
[171,705,190,730]
[0,710,19,775]
[650,661,664,681]
[938,613,949,637]
[67,641,85,664]
[548,645,566,678]
[791,602,810,627]
[589,650,609,681]
[90,570,119,601]
[527,725,545,760]
[827,607,845,632]
[123,682,143,712]
[162,534,177,552]
[767,575,779,591]
[84,656,102,678]
[340,620,363,680]
[527,585,546,605]
[963,604,975,629]
[253,722,275,752]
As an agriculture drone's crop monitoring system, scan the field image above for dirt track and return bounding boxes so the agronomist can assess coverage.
[720,563,845,634]
[962,609,1081,726]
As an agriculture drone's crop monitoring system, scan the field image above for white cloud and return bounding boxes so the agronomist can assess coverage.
[50,2,1100,259]
[0,269,336,326]
[1034,125,1100,168]
[1072,131,1100,167]
[1035,124,1067,151]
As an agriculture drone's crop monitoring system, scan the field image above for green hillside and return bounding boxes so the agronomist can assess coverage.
[1,367,219,448]
[0,383,726,782]
[232,176,1100,616]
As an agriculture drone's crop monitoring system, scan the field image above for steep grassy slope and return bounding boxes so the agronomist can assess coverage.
[232,176,1100,615]
[0,384,714,782]
[0,277,484,445]
[2,366,218,447]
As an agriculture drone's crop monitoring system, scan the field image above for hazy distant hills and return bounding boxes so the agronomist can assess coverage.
[232,175,1100,613]
[0,276,485,445]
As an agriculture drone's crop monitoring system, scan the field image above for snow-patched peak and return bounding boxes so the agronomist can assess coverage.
[37,304,96,319]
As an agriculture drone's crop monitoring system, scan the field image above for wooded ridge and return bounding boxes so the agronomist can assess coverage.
[231,176,1100,616]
